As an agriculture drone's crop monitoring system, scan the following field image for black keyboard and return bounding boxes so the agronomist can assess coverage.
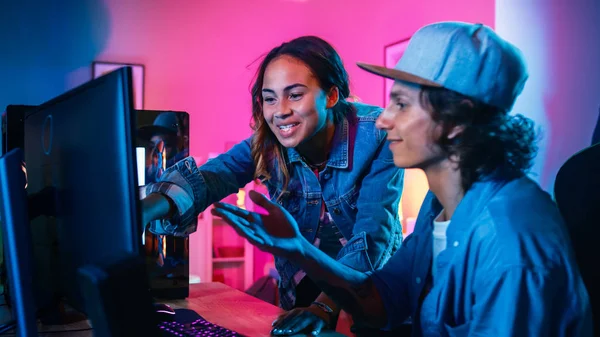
[159,317,246,336]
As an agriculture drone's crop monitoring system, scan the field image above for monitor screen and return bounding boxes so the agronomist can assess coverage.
[135,110,191,299]
[23,67,142,313]
[136,110,190,185]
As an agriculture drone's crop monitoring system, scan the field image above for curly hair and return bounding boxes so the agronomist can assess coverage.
[420,86,539,192]
[249,36,352,193]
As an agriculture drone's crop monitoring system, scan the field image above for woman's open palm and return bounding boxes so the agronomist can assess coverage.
[211,190,304,258]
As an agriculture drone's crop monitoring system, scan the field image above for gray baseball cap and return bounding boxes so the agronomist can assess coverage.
[358,21,528,112]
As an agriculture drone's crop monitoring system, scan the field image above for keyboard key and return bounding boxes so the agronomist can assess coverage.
[159,317,245,336]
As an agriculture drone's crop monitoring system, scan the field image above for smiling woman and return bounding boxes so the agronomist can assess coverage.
[140,35,405,336]
[249,37,354,193]
[260,56,334,152]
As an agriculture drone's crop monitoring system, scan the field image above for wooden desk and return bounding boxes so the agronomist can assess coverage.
[0,282,347,337]
[169,282,346,337]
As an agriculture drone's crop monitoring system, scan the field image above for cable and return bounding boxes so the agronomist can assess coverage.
[0,321,16,335]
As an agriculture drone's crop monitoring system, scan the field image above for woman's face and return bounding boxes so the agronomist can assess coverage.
[261,55,336,148]
[376,81,446,169]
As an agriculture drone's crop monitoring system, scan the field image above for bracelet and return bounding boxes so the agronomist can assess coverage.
[311,301,337,328]
[311,301,333,314]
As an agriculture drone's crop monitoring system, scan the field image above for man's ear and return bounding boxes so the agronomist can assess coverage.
[460,99,475,109]
[326,87,340,109]
[447,125,465,141]
[446,99,474,141]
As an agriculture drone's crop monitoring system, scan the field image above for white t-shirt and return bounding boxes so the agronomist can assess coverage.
[432,210,450,282]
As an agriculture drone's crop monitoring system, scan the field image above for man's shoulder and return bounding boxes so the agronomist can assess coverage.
[470,180,570,271]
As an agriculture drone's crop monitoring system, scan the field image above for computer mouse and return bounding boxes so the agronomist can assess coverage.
[153,303,176,321]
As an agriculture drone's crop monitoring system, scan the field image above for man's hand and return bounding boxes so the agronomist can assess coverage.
[271,305,333,336]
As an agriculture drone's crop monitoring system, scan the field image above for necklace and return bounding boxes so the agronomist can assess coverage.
[301,155,328,169]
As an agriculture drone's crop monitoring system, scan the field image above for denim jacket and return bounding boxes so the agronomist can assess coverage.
[371,176,592,337]
[147,102,404,308]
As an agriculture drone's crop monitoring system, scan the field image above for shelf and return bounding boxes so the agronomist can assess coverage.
[191,182,257,292]
[213,257,245,263]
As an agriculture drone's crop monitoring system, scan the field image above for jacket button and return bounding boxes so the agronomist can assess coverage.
[333,208,341,215]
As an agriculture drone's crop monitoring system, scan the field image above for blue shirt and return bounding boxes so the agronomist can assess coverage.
[372,176,592,337]
[146,102,405,309]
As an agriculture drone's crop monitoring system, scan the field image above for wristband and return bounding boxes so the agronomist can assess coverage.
[311,301,337,328]
[311,301,333,314]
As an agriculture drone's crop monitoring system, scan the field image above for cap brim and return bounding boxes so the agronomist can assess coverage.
[356,62,442,88]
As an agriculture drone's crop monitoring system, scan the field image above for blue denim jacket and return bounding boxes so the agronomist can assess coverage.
[371,176,592,337]
[147,102,404,308]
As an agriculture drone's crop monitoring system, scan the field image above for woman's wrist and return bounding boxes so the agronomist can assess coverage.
[142,192,174,224]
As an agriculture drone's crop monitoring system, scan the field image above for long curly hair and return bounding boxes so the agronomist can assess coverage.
[249,36,351,192]
[420,86,539,191]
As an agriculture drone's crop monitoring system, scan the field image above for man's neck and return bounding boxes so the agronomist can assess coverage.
[424,159,464,221]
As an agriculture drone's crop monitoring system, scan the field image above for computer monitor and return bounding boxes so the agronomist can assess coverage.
[0,148,38,336]
[22,66,143,313]
[136,109,191,299]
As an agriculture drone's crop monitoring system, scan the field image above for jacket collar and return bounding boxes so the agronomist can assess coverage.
[286,116,351,169]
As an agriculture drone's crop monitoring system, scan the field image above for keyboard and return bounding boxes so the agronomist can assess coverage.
[159,316,246,336]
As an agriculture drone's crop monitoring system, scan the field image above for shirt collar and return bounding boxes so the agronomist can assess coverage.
[420,175,512,235]
[443,177,509,233]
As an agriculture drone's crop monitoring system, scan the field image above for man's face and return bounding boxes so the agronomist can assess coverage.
[150,134,176,160]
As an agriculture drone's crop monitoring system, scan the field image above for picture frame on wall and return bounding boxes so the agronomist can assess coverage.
[92,61,145,109]
[383,37,410,106]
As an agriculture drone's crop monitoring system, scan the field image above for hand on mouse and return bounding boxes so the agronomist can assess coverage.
[270,304,334,336]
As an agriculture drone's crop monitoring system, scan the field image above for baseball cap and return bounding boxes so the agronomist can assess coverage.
[137,111,180,140]
[357,21,528,112]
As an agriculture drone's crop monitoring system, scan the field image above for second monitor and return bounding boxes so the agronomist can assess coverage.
[136,109,191,299]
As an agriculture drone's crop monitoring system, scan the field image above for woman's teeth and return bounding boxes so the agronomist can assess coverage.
[278,123,298,130]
